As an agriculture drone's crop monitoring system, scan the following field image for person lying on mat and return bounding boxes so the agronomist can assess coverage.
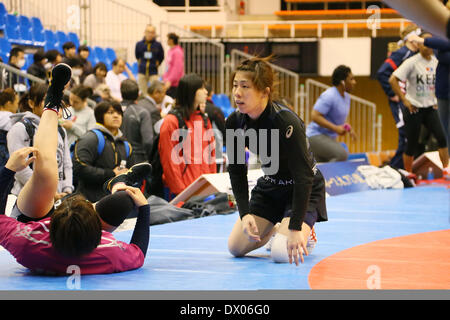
[226,56,328,266]
[0,64,152,275]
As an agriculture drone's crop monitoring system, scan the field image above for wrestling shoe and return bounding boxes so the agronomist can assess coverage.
[43,63,72,116]
[103,162,152,193]
[306,227,317,254]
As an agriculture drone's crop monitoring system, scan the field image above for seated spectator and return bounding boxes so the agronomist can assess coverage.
[61,41,77,63]
[0,88,19,131]
[120,79,154,165]
[44,49,63,79]
[72,101,131,202]
[158,73,216,200]
[7,83,73,203]
[45,49,63,68]
[78,45,93,83]
[5,47,26,93]
[94,83,114,103]
[83,62,107,91]
[60,85,96,147]
[137,80,164,134]
[26,50,47,81]
[65,57,84,89]
[306,65,357,162]
[106,58,136,102]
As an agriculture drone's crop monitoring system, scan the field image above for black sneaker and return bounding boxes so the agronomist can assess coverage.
[44,63,72,113]
[103,162,152,193]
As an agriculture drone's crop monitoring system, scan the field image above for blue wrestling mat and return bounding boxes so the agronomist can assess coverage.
[0,186,448,291]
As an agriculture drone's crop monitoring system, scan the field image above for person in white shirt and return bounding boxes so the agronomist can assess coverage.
[60,85,97,147]
[389,31,448,172]
[105,58,135,102]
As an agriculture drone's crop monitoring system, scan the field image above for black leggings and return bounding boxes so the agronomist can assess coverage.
[16,191,136,227]
[403,106,448,156]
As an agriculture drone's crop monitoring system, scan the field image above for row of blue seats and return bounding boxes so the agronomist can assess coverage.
[0,3,124,73]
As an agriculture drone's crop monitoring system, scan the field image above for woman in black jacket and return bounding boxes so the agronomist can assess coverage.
[226,57,327,266]
[73,101,132,202]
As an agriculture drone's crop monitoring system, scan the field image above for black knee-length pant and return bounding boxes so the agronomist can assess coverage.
[403,105,448,157]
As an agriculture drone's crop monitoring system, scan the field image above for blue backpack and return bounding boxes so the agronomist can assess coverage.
[71,129,131,159]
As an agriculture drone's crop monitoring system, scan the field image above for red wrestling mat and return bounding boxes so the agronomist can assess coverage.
[308,229,450,289]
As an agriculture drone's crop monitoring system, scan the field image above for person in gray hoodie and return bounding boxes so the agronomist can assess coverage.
[7,83,74,202]
[120,79,154,166]
[72,100,131,202]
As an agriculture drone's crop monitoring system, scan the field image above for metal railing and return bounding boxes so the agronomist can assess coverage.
[0,62,96,108]
[303,79,381,153]
[182,18,412,39]
[0,61,46,95]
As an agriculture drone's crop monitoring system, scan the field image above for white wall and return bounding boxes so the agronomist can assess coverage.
[318,38,372,76]
[247,0,280,15]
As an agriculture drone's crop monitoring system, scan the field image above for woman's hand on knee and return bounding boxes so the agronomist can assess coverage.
[241,214,261,242]
[5,147,38,172]
[287,229,308,266]
[117,186,148,208]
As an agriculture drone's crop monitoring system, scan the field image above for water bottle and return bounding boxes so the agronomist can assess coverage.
[119,160,127,170]
[427,167,434,180]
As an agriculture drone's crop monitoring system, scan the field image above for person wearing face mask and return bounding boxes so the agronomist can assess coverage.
[65,57,84,89]
[158,73,216,200]
[27,50,48,81]
[6,47,27,93]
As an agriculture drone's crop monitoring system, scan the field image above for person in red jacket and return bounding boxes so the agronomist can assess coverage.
[158,73,216,200]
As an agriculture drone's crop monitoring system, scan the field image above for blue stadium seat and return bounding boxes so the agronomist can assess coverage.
[105,47,117,62]
[44,29,59,50]
[31,17,44,33]
[56,31,69,47]
[87,46,99,66]
[32,28,46,46]
[18,16,33,45]
[44,29,56,43]
[6,14,17,28]
[18,15,31,30]
[4,14,21,43]
[68,32,80,48]
[0,13,6,30]
[0,2,7,17]
[0,37,12,55]
[94,46,107,62]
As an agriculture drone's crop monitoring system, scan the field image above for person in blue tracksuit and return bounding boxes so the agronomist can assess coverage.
[376,25,420,169]
[135,24,165,95]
